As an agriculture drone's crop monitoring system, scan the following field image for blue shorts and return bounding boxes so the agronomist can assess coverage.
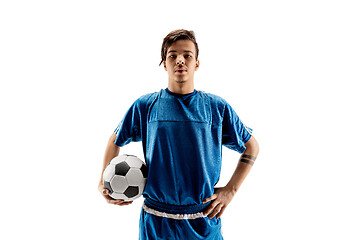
[139,199,223,240]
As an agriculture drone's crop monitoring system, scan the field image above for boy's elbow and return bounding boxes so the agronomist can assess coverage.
[245,136,259,155]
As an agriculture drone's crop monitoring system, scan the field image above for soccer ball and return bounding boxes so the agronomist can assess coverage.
[103,154,148,201]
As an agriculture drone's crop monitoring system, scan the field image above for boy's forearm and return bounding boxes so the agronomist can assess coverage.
[225,136,259,193]
[99,133,120,185]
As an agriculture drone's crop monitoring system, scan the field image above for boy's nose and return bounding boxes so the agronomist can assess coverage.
[176,57,184,65]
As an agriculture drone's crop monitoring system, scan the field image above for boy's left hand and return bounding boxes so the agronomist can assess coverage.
[202,187,236,219]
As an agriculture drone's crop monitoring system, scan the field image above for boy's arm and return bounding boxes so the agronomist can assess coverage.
[203,135,259,219]
[98,133,133,206]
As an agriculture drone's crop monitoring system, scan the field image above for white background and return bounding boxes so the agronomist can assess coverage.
[1,0,359,239]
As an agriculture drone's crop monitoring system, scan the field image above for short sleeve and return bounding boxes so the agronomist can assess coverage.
[114,99,142,147]
[222,102,253,153]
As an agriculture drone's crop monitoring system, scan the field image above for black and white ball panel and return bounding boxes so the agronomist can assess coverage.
[110,154,127,165]
[124,186,139,198]
[126,168,144,186]
[110,175,128,193]
[110,192,129,201]
[115,161,130,176]
[125,155,143,168]
[103,164,115,182]
[140,164,148,178]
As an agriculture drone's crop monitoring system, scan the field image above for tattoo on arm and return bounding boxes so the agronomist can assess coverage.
[241,154,257,161]
[240,154,257,166]
[240,159,254,166]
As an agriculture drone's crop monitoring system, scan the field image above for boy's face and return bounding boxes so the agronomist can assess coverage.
[164,40,200,85]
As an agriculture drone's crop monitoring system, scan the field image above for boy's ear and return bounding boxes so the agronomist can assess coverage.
[163,61,167,71]
[195,59,200,71]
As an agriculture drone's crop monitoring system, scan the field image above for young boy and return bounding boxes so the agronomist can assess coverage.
[98,29,259,239]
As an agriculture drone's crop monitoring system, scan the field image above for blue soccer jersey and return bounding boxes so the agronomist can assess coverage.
[114,88,252,239]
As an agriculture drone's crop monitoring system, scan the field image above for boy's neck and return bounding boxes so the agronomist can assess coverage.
[167,82,194,95]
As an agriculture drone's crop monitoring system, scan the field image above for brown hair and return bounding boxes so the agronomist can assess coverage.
[159,29,199,66]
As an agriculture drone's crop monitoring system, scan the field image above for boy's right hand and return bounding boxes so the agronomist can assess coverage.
[98,182,133,206]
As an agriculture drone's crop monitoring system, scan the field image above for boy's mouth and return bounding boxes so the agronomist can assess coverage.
[175,69,186,73]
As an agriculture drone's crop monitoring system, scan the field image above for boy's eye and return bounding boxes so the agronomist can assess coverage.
[184,55,191,58]
[169,55,176,58]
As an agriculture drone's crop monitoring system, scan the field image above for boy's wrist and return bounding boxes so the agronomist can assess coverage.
[224,184,237,196]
